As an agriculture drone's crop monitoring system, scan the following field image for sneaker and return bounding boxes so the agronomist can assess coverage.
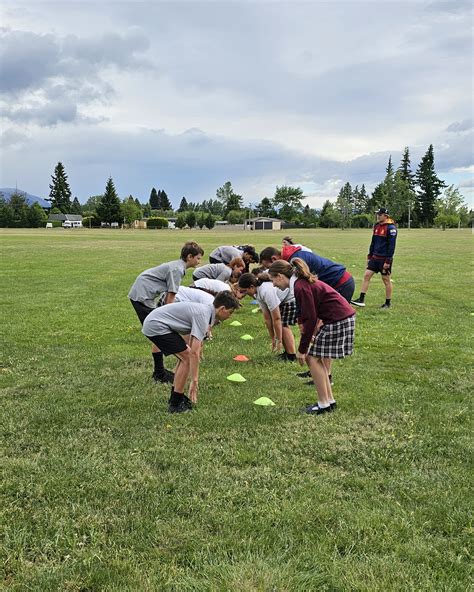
[182,395,194,410]
[302,403,332,415]
[277,352,296,362]
[329,401,337,410]
[297,370,311,378]
[168,400,193,414]
[351,298,365,307]
[153,369,175,384]
[380,303,391,309]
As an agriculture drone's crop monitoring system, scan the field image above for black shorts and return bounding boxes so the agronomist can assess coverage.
[145,332,187,356]
[336,276,355,303]
[130,299,155,325]
[367,259,392,275]
[209,256,220,264]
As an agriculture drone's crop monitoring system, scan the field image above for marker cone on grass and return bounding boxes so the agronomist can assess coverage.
[227,373,246,383]
[230,320,243,327]
[254,397,276,406]
[240,334,254,341]
[233,355,249,362]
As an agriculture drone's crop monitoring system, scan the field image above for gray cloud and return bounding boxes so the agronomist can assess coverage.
[446,119,473,133]
[0,26,151,125]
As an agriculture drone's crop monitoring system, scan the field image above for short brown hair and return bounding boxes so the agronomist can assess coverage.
[259,246,281,262]
[214,291,240,310]
[181,242,204,260]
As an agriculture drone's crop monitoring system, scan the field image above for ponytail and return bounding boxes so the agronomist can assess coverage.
[292,257,316,283]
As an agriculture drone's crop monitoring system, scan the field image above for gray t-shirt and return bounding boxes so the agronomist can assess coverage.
[175,286,215,306]
[128,259,186,308]
[193,263,232,282]
[142,301,215,342]
[193,278,231,293]
[209,246,242,264]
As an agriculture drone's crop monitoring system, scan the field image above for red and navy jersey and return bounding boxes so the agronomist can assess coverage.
[368,219,397,262]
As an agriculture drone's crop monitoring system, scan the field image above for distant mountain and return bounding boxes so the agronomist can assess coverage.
[0,188,51,208]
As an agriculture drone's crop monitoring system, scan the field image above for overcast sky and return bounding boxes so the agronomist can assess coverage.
[1,0,472,208]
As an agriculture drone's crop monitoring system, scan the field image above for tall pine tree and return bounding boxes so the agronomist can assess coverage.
[97,177,122,224]
[160,190,172,210]
[71,197,82,215]
[149,187,159,209]
[178,197,188,212]
[335,182,353,229]
[398,147,415,190]
[415,144,446,226]
[49,162,72,213]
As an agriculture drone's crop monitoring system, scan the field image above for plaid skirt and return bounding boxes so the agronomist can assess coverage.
[280,300,297,326]
[308,316,355,359]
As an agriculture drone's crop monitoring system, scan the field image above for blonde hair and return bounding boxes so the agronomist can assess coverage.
[268,258,316,283]
[292,257,316,283]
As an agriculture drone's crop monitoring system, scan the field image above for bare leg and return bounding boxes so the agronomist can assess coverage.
[306,356,331,406]
[360,269,375,294]
[173,350,190,392]
[322,358,332,379]
[382,273,392,299]
[282,326,296,354]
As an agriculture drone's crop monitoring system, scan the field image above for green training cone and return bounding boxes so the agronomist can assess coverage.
[230,320,243,326]
[240,334,254,340]
[254,397,276,406]
[251,308,259,313]
[227,373,246,383]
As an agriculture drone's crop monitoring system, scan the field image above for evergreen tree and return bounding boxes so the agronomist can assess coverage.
[149,188,159,209]
[392,171,416,225]
[178,196,188,212]
[121,196,142,225]
[49,162,72,213]
[97,177,122,224]
[27,203,47,228]
[134,198,141,209]
[205,213,216,229]
[415,144,446,226]
[335,182,353,229]
[398,147,415,190]
[160,190,172,210]
[71,197,82,215]
[185,211,196,228]
[366,183,384,214]
[9,191,29,227]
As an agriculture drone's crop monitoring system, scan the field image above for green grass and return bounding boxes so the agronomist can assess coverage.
[1,228,472,591]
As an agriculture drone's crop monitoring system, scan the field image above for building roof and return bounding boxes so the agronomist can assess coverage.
[48,214,83,221]
[247,217,282,222]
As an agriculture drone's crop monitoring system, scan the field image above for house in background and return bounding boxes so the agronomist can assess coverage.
[245,217,282,230]
[48,214,83,228]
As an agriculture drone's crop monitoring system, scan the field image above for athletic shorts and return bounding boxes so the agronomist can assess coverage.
[145,332,187,356]
[209,256,220,264]
[130,299,155,325]
[280,301,297,326]
[336,276,355,303]
[367,258,392,275]
[307,316,355,359]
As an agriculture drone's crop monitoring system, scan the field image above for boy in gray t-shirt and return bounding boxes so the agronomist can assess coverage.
[209,245,259,272]
[129,242,204,384]
[142,292,240,413]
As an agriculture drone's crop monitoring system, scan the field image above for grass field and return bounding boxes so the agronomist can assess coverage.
[1,228,472,591]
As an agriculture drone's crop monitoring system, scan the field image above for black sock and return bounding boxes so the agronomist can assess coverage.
[359,292,366,302]
[286,353,296,360]
[385,299,391,306]
[169,390,184,406]
[153,352,164,374]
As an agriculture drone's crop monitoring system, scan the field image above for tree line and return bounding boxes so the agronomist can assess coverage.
[0,146,470,229]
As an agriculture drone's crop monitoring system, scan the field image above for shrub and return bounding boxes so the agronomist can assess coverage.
[82,215,101,228]
[147,217,169,229]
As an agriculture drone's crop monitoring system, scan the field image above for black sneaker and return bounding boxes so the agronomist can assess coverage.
[351,298,365,307]
[153,369,175,384]
[380,303,391,309]
[329,401,337,410]
[302,403,332,415]
[168,400,193,414]
[277,352,296,362]
[297,370,311,378]
[182,395,194,410]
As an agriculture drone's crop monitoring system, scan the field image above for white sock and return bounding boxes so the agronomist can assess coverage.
[329,399,336,404]
[318,402,330,409]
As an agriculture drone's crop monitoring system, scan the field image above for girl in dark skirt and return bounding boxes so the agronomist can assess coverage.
[268,258,355,415]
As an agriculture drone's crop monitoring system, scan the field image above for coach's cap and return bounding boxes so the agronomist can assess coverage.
[376,207,389,215]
